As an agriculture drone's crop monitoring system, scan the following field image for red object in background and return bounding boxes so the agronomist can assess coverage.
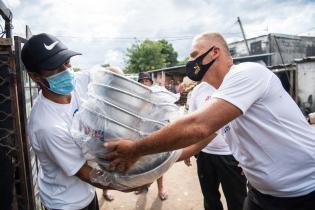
[178,83,183,93]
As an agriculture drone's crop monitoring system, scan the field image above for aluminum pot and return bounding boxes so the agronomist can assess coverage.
[76,104,146,141]
[90,83,179,120]
[91,70,178,103]
[84,95,166,133]
[96,148,181,190]
[91,83,153,114]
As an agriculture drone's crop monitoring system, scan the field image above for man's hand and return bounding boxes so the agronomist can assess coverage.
[184,158,192,167]
[104,139,140,172]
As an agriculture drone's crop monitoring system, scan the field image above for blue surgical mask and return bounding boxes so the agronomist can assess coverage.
[46,69,75,95]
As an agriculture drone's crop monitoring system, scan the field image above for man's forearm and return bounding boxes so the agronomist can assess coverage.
[135,114,214,156]
[177,133,216,161]
[134,98,241,156]
[75,163,111,190]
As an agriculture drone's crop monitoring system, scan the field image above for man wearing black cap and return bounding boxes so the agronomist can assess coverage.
[21,33,141,210]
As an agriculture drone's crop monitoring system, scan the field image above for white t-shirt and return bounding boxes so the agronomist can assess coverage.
[188,82,231,155]
[28,70,95,209]
[212,62,315,197]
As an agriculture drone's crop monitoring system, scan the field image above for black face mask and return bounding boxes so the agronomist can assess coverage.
[186,46,216,81]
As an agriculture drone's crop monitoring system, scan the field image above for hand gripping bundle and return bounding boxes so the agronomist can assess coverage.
[71,69,182,190]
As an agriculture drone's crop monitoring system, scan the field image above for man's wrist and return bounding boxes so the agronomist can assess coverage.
[133,140,141,156]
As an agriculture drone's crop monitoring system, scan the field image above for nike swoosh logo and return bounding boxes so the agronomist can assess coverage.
[44,41,59,50]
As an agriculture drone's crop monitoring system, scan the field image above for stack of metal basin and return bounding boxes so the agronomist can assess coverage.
[71,69,181,190]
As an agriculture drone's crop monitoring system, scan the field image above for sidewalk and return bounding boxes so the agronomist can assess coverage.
[97,158,227,210]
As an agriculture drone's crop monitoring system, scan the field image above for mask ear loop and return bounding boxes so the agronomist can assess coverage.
[194,46,215,64]
[32,72,50,91]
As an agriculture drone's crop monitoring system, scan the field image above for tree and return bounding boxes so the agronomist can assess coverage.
[158,39,178,67]
[101,64,110,68]
[72,67,81,72]
[177,57,189,65]
[125,39,178,73]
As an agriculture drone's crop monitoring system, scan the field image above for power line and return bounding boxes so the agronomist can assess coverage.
[13,26,268,43]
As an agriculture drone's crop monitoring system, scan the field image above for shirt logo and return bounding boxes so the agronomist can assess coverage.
[223,125,231,134]
[44,41,59,50]
[194,64,200,75]
[205,95,211,102]
[73,108,79,117]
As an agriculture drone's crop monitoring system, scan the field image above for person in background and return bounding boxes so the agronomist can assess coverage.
[135,72,169,201]
[167,79,177,93]
[184,81,247,210]
[21,33,145,210]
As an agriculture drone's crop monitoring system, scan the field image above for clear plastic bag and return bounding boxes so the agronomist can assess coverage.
[71,69,181,190]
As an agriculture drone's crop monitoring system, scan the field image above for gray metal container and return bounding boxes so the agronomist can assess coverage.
[91,70,178,103]
[83,96,165,133]
[90,83,179,120]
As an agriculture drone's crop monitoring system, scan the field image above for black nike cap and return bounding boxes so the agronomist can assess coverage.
[21,33,81,72]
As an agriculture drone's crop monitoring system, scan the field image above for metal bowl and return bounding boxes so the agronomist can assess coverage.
[90,83,153,114]
[97,149,180,189]
[78,105,145,141]
[90,83,179,120]
[92,70,151,98]
[91,70,179,103]
[84,96,166,133]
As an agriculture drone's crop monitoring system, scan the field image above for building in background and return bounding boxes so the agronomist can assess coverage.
[229,33,315,66]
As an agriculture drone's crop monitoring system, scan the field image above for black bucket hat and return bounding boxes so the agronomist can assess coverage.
[138,72,153,83]
[21,33,81,72]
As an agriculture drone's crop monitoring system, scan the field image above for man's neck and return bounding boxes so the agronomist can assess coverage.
[203,62,233,89]
[42,89,72,104]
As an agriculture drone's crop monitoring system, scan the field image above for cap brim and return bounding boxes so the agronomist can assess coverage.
[39,49,81,70]
[138,77,153,82]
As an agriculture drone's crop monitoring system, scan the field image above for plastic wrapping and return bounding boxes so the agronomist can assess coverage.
[71,69,181,190]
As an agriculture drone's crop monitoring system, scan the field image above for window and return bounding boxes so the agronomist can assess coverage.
[229,47,236,56]
[250,41,262,55]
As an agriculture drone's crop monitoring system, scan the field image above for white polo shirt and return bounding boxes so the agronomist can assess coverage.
[28,70,95,209]
[212,62,315,197]
[188,82,231,155]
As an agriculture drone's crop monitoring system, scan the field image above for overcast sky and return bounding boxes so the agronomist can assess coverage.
[4,0,315,70]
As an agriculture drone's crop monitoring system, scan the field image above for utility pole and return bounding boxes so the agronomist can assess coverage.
[0,0,12,38]
[26,25,32,39]
[237,17,251,55]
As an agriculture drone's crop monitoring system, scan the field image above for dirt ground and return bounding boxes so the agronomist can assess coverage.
[97,158,227,210]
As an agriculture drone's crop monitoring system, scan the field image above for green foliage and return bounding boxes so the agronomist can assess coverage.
[72,67,81,72]
[101,64,110,68]
[125,39,178,73]
[177,57,189,65]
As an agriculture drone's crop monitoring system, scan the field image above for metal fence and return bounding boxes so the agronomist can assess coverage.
[0,31,42,210]
[14,35,42,210]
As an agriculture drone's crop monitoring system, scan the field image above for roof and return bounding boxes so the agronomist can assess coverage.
[233,53,274,61]
[146,65,186,75]
[294,56,315,63]
[268,63,296,73]
[228,33,315,46]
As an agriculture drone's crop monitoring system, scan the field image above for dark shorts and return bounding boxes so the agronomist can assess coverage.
[44,193,99,210]
[243,184,315,210]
